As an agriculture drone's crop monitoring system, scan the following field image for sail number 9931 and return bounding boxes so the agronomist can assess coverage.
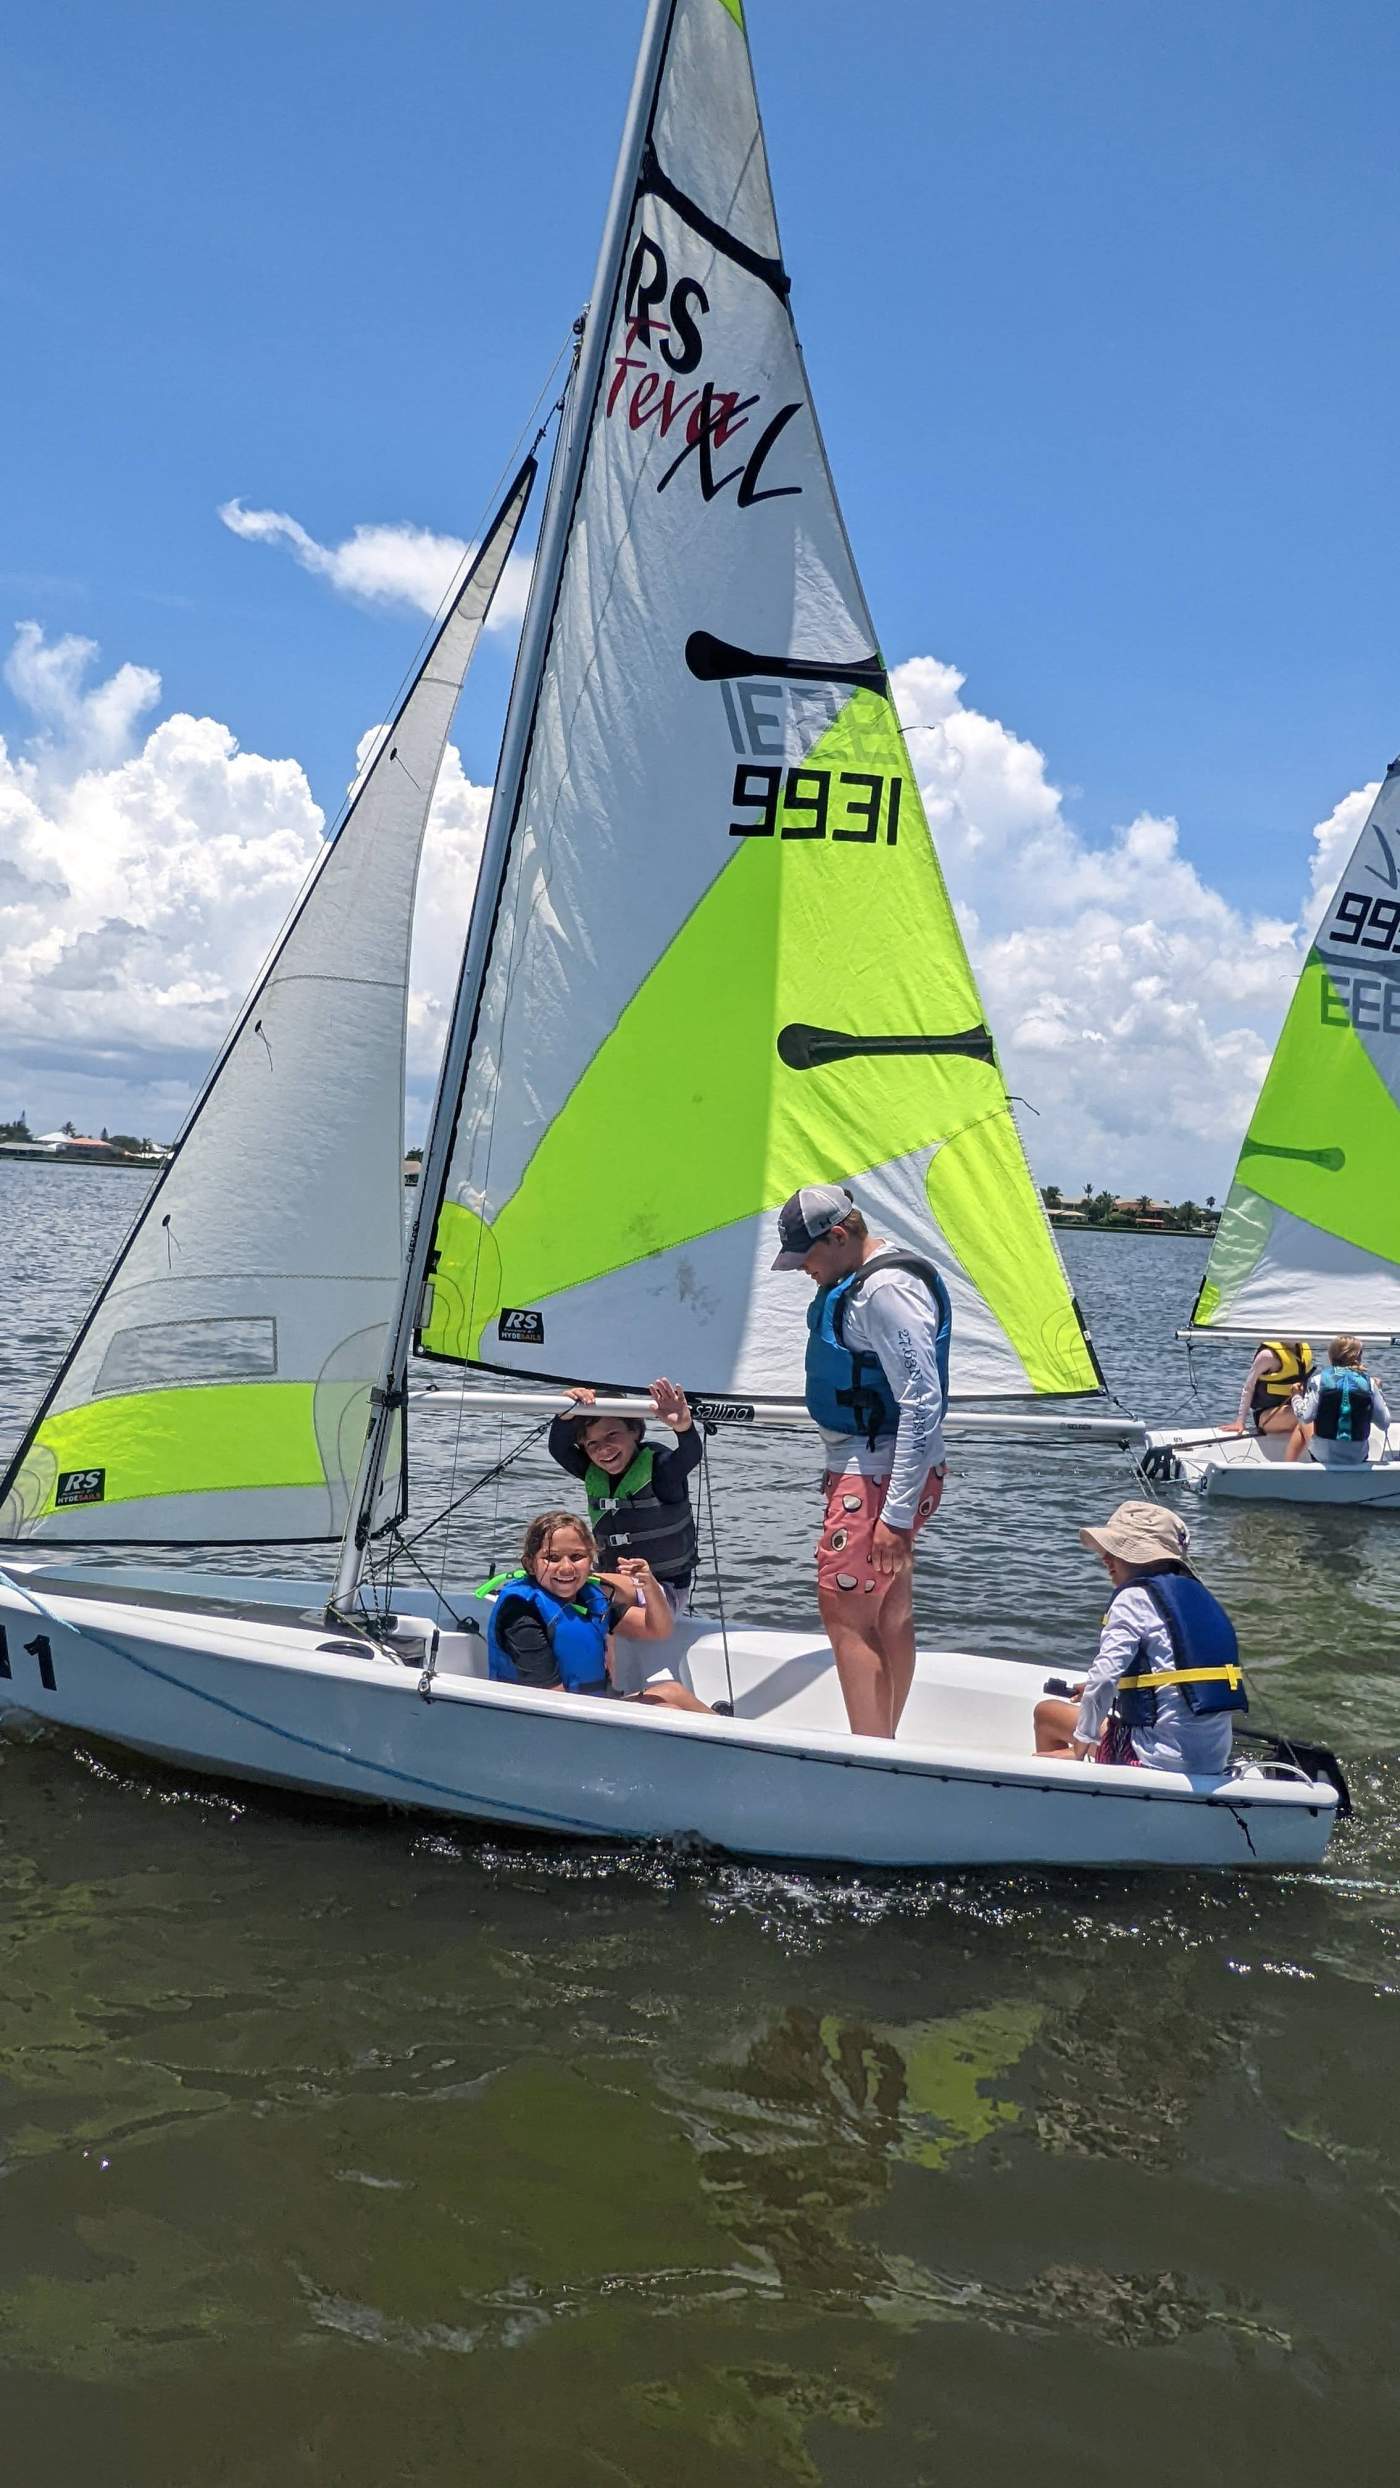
[728,764,902,844]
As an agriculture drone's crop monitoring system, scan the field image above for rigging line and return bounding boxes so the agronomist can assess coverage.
[372,1525,472,1632]
[698,1426,735,1713]
[434,1351,478,1602]
[450,320,626,1324]
[489,1405,506,1570]
[423,322,591,1438]
[394,1416,555,1562]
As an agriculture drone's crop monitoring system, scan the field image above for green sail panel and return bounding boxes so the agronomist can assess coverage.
[418,0,1094,1401]
[0,461,534,1542]
[1193,758,1400,1336]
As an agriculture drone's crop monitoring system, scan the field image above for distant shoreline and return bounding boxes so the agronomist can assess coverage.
[0,1152,159,1171]
[1049,1215,1211,1240]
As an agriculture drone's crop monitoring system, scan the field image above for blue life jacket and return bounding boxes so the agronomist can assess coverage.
[805,1251,952,1446]
[1313,1365,1374,1444]
[1114,1566,1247,1727]
[486,1575,611,1692]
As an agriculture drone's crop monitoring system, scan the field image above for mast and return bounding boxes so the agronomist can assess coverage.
[330,0,680,1611]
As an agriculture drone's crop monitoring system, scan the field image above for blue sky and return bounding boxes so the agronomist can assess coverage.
[1,0,1397,1177]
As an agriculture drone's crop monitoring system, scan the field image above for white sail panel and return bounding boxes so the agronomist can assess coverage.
[1193,758,1400,1337]
[0,462,535,1541]
[421,0,1096,1401]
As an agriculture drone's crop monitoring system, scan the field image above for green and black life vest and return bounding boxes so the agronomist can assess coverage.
[584,1442,697,1584]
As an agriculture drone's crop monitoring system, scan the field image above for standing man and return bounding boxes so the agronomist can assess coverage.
[772,1185,951,1739]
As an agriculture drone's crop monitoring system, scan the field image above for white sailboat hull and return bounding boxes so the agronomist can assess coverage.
[1143,1422,1400,1504]
[0,1565,1337,1871]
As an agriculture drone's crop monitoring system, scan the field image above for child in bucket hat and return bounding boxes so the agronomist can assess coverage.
[1033,1501,1243,1776]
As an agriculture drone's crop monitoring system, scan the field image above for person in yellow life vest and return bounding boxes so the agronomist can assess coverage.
[1225,1338,1313,1439]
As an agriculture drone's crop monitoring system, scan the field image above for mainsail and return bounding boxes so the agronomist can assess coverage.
[1191,756,1400,1338]
[417,0,1098,1404]
[0,459,536,1543]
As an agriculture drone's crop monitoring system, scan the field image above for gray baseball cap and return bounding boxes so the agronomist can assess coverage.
[771,1184,856,1270]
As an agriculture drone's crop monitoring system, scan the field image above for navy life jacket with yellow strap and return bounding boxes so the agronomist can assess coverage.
[584,1443,698,1584]
[1313,1364,1375,1444]
[806,1252,952,1449]
[1251,1338,1313,1413]
[1112,1565,1247,1728]
[486,1575,611,1691]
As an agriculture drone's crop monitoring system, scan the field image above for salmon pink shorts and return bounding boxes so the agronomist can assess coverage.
[816,1467,946,1597]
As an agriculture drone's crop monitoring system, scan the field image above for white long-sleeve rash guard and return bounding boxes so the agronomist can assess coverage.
[816,1268,947,1527]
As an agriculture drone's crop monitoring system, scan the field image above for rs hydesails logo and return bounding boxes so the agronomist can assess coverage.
[55,1467,105,1507]
[608,233,803,506]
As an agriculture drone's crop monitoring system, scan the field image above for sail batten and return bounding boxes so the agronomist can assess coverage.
[416,0,1097,1406]
[0,458,537,1545]
[1192,758,1400,1338]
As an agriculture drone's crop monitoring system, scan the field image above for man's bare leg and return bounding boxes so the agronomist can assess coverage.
[878,1565,917,1729]
[818,1587,893,1737]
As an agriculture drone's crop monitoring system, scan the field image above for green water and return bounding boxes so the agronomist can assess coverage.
[2,1167,1398,2482]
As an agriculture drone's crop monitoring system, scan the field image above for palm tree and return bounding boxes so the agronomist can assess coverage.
[1042,1183,1062,1208]
[1136,1193,1152,1220]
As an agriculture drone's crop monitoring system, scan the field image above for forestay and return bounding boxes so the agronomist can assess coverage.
[1192,757,1400,1338]
[419,0,1098,1404]
[0,460,535,1543]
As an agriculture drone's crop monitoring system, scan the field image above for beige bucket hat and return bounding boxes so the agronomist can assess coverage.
[1079,1500,1191,1568]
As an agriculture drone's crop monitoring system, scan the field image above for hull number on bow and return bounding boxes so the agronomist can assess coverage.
[728,764,901,845]
[0,1627,59,1691]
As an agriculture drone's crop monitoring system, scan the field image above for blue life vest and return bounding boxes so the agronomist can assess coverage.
[1313,1365,1374,1444]
[486,1575,611,1692]
[805,1251,952,1446]
[1114,1567,1247,1727]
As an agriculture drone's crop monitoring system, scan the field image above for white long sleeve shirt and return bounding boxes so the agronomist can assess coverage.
[817,1267,947,1528]
[1073,1584,1234,1775]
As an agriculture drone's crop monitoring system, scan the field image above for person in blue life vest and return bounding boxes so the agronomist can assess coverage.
[548,1377,702,1613]
[1032,1501,1246,1773]
[1225,1338,1314,1439]
[771,1183,951,1741]
[486,1510,712,1710]
[1284,1333,1393,1467]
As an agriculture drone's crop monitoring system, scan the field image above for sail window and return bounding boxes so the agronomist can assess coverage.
[94,1318,279,1397]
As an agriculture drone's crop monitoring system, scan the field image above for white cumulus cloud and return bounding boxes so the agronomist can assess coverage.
[218,498,533,627]
[1306,777,1380,928]
[0,623,491,1143]
[891,656,1333,1197]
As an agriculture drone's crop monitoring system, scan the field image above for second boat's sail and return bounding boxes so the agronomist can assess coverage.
[0,459,536,1542]
[1192,756,1400,1337]
[420,0,1097,1403]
